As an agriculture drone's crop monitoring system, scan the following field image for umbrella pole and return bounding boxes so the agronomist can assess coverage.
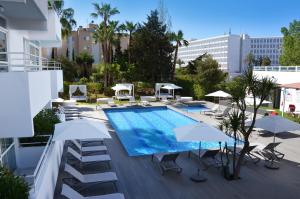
[191,141,207,183]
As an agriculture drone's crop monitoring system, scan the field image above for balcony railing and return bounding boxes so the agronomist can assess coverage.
[0,52,61,72]
[253,66,300,72]
[23,135,52,193]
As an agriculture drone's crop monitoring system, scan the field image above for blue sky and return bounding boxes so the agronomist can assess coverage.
[65,0,300,40]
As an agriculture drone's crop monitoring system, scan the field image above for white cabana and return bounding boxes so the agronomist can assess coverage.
[112,83,134,100]
[69,85,87,102]
[246,115,300,142]
[155,83,182,99]
[53,119,111,141]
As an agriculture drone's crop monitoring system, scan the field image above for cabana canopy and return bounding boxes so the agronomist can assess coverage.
[69,85,87,102]
[155,83,181,99]
[112,83,134,100]
[53,119,111,141]
[280,82,300,89]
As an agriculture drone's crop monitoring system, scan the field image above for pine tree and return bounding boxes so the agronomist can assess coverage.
[131,10,173,82]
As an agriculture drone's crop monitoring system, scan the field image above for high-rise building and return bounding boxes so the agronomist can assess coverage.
[177,33,283,76]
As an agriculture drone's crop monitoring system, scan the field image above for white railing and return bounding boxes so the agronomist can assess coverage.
[253,66,300,72]
[0,52,61,72]
[24,135,52,192]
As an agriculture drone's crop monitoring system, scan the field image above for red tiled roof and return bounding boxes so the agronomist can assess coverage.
[280,82,300,89]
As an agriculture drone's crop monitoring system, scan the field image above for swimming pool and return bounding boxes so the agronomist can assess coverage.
[105,107,231,156]
[175,104,210,113]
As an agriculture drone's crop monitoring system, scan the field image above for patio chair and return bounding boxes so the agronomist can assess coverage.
[227,145,260,164]
[67,147,111,163]
[71,140,107,153]
[203,104,219,115]
[61,184,125,199]
[140,96,151,106]
[189,149,221,170]
[64,163,117,184]
[213,106,231,118]
[161,96,170,104]
[256,150,281,169]
[257,142,284,160]
[107,99,117,107]
[151,153,182,175]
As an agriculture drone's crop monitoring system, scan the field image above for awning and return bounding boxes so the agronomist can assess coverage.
[112,84,133,91]
[53,119,111,141]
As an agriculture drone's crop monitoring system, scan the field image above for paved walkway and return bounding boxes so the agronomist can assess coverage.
[54,102,300,199]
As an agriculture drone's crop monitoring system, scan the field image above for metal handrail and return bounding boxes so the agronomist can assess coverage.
[0,52,61,72]
[24,135,52,192]
[253,66,300,72]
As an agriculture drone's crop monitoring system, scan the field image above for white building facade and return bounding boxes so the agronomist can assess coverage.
[0,1,64,198]
[178,34,283,76]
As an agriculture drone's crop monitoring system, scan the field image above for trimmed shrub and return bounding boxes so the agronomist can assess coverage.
[104,87,115,97]
[79,77,89,84]
[33,109,60,134]
[0,166,29,199]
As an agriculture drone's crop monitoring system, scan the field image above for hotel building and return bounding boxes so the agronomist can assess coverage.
[178,33,283,76]
[0,0,64,198]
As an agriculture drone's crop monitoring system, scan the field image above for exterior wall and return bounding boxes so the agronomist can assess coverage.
[50,70,63,99]
[0,71,54,138]
[253,67,300,84]
[227,35,242,73]
[30,140,64,199]
[280,88,300,113]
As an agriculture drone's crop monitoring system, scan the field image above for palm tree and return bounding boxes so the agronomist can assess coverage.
[52,1,76,60]
[169,30,188,80]
[91,3,119,64]
[124,21,137,64]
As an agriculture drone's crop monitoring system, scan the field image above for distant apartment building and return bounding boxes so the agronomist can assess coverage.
[49,23,129,64]
[178,33,283,76]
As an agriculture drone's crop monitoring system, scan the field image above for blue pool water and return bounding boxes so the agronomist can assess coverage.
[104,107,232,156]
[175,104,210,113]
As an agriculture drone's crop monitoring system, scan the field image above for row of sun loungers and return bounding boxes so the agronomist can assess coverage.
[61,139,125,199]
[151,142,285,175]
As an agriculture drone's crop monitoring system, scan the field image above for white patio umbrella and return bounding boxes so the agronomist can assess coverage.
[53,119,111,141]
[206,90,232,110]
[246,115,300,142]
[161,84,182,98]
[174,122,232,182]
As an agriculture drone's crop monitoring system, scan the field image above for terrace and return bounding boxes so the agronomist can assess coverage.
[53,103,300,199]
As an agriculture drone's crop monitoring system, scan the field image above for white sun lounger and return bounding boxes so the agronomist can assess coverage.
[68,147,111,163]
[64,163,117,183]
[71,140,107,152]
[61,184,125,199]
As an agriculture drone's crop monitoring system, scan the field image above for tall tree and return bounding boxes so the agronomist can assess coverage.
[245,53,256,67]
[195,54,227,94]
[169,30,189,80]
[124,21,137,64]
[226,68,276,179]
[75,52,94,78]
[131,10,173,82]
[52,0,76,60]
[280,20,300,65]
[91,3,119,87]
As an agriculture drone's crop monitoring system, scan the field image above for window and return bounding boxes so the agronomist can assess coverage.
[84,36,90,41]
[0,29,7,62]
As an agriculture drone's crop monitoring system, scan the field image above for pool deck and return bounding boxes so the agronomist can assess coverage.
[54,102,300,199]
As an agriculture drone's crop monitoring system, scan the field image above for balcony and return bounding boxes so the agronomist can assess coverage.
[29,9,62,47]
[0,52,63,138]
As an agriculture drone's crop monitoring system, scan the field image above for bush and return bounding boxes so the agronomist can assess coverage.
[87,82,103,94]
[174,75,205,99]
[104,87,115,97]
[79,77,89,84]
[0,166,29,199]
[33,109,60,135]
[193,83,205,99]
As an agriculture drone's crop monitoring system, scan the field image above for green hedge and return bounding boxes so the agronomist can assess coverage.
[174,75,205,99]
[0,166,29,199]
